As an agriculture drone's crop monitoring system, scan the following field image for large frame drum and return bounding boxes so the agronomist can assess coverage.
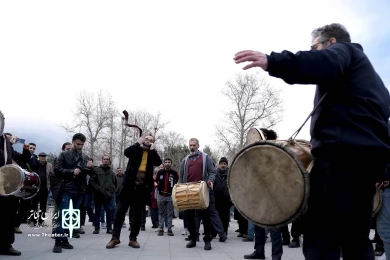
[228,139,312,228]
[0,164,40,199]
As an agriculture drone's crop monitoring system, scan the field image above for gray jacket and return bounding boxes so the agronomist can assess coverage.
[179,152,216,184]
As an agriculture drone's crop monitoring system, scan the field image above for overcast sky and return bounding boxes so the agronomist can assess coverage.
[1,0,389,154]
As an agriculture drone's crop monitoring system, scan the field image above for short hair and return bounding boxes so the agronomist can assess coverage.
[259,128,278,140]
[189,138,199,144]
[61,142,71,150]
[29,143,36,147]
[164,158,172,163]
[102,155,111,161]
[311,23,351,43]
[4,132,11,136]
[72,133,86,142]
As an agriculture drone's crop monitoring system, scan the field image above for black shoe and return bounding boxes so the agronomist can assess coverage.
[53,242,62,253]
[288,241,300,248]
[78,227,85,234]
[0,247,21,256]
[62,241,74,249]
[167,229,174,236]
[219,234,227,242]
[72,233,80,238]
[93,230,100,234]
[242,237,254,242]
[244,251,266,259]
[152,225,159,229]
[186,241,196,248]
[158,229,164,236]
[204,241,211,250]
[106,229,113,234]
[235,229,240,232]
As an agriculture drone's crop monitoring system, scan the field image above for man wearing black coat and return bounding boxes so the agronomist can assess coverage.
[234,23,390,260]
[106,134,162,249]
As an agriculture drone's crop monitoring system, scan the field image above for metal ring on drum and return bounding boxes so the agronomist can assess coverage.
[228,140,312,228]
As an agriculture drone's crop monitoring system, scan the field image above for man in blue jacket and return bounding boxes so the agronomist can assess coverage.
[234,23,390,260]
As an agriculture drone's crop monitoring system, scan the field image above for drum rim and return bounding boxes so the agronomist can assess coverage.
[0,164,25,197]
[23,171,41,200]
[228,140,311,228]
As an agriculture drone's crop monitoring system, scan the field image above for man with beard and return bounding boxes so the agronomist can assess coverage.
[179,138,217,251]
[106,134,162,249]
[155,158,179,236]
[234,23,390,259]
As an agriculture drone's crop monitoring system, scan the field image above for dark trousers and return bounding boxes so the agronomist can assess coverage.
[214,202,231,235]
[81,193,94,225]
[0,196,19,250]
[31,187,48,223]
[94,200,112,230]
[15,198,31,227]
[281,218,303,243]
[113,199,143,240]
[207,191,226,237]
[187,208,212,242]
[237,211,248,235]
[254,226,283,259]
[129,207,146,227]
[302,155,384,260]
[150,207,159,227]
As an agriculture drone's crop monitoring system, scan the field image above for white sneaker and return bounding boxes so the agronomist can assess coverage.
[122,223,126,228]
[181,229,188,235]
[101,222,106,229]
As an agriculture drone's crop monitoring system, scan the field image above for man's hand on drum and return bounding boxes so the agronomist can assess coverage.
[207,180,213,190]
[233,50,268,71]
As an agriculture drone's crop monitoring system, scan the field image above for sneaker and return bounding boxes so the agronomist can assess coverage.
[158,229,164,236]
[167,229,174,236]
[122,223,126,228]
[101,223,106,229]
[182,229,188,236]
[62,241,74,249]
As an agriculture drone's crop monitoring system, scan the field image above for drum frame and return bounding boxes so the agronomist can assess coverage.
[172,181,209,212]
[228,140,311,228]
[0,164,40,200]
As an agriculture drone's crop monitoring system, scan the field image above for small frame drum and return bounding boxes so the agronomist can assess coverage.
[0,164,40,199]
[172,181,209,211]
[246,127,267,145]
[229,139,312,228]
[373,186,382,216]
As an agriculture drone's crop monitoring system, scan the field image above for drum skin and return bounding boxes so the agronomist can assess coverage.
[228,140,311,228]
[246,128,266,145]
[0,164,40,199]
[172,181,210,211]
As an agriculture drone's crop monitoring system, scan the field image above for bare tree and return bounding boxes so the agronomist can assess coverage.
[202,145,219,166]
[60,90,117,161]
[216,73,283,158]
[159,131,188,170]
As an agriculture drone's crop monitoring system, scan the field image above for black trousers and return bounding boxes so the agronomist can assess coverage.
[187,208,212,242]
[302,154,385,260]
[129,207,146,227]
[213,200,231,235]
[237,211,248,235]
[31,187,48,223]
[281,218,303,243]
[0,196,19,250]
[113,199,143,240]
[15,198,31,227]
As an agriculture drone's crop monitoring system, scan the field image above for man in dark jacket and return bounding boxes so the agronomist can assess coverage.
[52,133,93,253]
[213,157,232,236]
[90,155,117,234]
[0,128,31,256]
[234,23,390,259]
[106,134,162,249]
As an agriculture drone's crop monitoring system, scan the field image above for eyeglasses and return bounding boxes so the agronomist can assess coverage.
[311,39,328,50]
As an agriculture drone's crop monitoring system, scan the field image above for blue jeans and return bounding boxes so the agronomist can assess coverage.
[377,188,390,260]
[248,221,255,239]
[55,191,83,242]
[254,226,283,259]
[94,200,112,230]
[83,193,94,224]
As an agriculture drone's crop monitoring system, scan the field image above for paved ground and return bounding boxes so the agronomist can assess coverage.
[2,217,380,260]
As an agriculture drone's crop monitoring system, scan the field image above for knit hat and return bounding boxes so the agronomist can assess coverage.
[219,157,228,165]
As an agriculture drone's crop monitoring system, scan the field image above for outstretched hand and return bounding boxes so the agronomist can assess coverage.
[234,50,268,71]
